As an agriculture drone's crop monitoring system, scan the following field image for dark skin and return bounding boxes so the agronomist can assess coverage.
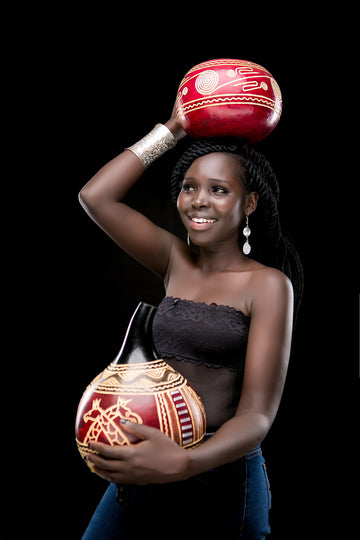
[78,112,294,485]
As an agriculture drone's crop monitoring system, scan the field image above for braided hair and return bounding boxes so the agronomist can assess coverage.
[170,138,304,320]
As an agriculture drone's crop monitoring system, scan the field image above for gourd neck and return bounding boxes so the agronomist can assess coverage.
[112,302,157,365]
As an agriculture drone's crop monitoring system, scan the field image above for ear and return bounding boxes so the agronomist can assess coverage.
[246,191,259,215]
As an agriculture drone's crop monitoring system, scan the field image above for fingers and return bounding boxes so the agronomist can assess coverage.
[89,441,130,459]
[87,422,155,458]
[84,439,131,482]
[85,422,164,483]
[85,451,127,483]
[120,420,160,440]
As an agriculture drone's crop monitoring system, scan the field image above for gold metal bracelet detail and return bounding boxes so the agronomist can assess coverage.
[126,124,177,168]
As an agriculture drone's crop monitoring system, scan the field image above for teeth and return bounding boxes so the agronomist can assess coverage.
[192,218,216,223]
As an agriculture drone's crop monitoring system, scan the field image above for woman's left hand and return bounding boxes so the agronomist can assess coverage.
[86,420,191,485]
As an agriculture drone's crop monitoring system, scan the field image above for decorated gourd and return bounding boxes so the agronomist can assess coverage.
[75,303,206,468]
[176,58,282,143]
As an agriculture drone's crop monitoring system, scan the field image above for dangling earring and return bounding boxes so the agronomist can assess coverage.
[187,233,191,247]
[242,214,251,255]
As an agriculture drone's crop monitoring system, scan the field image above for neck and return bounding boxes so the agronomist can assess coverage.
[196,240,248,273]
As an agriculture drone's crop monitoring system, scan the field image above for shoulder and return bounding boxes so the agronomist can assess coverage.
[252,265,292,291]
[249,265,293,315]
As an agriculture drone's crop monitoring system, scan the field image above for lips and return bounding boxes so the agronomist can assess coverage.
[188,215,217,231]
[191,217,216,224]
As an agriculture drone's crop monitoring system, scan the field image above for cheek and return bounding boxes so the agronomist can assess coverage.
[221,199,243,227]
[176,195,182,215]
[176,194,188,224]
[177,192,188,214]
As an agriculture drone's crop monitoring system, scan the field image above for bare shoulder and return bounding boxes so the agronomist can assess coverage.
[252,265,292,289]
[249,265,294,313]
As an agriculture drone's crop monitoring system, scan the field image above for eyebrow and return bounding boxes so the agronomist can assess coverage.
[183,176,232,185]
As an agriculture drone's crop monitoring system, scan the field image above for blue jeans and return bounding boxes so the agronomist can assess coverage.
[82,445,271,539]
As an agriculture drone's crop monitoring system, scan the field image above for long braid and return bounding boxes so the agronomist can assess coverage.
[170,138,304,320]
[239,146,304,316]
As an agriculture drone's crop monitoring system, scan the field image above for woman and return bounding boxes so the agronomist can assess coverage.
[78,109,303,539]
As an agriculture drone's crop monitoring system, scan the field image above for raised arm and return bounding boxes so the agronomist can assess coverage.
[78,116,186,279]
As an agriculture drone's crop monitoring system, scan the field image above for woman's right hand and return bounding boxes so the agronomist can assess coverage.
[165,102,187,141]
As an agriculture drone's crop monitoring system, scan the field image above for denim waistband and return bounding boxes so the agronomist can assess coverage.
[245,444,262,461]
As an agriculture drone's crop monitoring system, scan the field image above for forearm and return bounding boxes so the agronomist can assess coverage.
[186,412,271,477]
[79,119,184,213]
[79,149,144,212]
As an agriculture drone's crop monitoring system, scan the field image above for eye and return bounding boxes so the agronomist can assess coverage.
[181,182,196,193]
[212,186,229,194]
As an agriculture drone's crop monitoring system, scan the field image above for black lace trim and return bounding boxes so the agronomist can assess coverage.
[159,296,250,320]
[152,296,249,372]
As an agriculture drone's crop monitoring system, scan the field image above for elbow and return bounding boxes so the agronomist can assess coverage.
[249,412,272,445]
[78,184,99,214]
[78,186,89,210]
[78,184,91,206]
[257,413,273,443]
[236,410,273,447]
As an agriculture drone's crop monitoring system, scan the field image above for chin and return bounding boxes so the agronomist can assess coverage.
[189,229,241,249]
[189,234,220,248]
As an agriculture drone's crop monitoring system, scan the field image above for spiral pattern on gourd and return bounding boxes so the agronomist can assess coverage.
[195,70,219,95]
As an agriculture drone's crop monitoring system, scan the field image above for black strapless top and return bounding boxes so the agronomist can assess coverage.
[152,296,249,371]
[152,296,250,429]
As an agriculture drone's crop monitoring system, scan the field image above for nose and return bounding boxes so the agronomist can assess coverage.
[192,188,210,208]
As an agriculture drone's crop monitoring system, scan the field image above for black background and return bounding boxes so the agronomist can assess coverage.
[2,7,358,539]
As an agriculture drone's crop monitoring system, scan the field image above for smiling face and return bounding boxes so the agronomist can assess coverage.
[177,152,258,249]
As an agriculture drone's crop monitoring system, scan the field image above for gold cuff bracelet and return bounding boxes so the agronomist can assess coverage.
[126,123,177,168]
